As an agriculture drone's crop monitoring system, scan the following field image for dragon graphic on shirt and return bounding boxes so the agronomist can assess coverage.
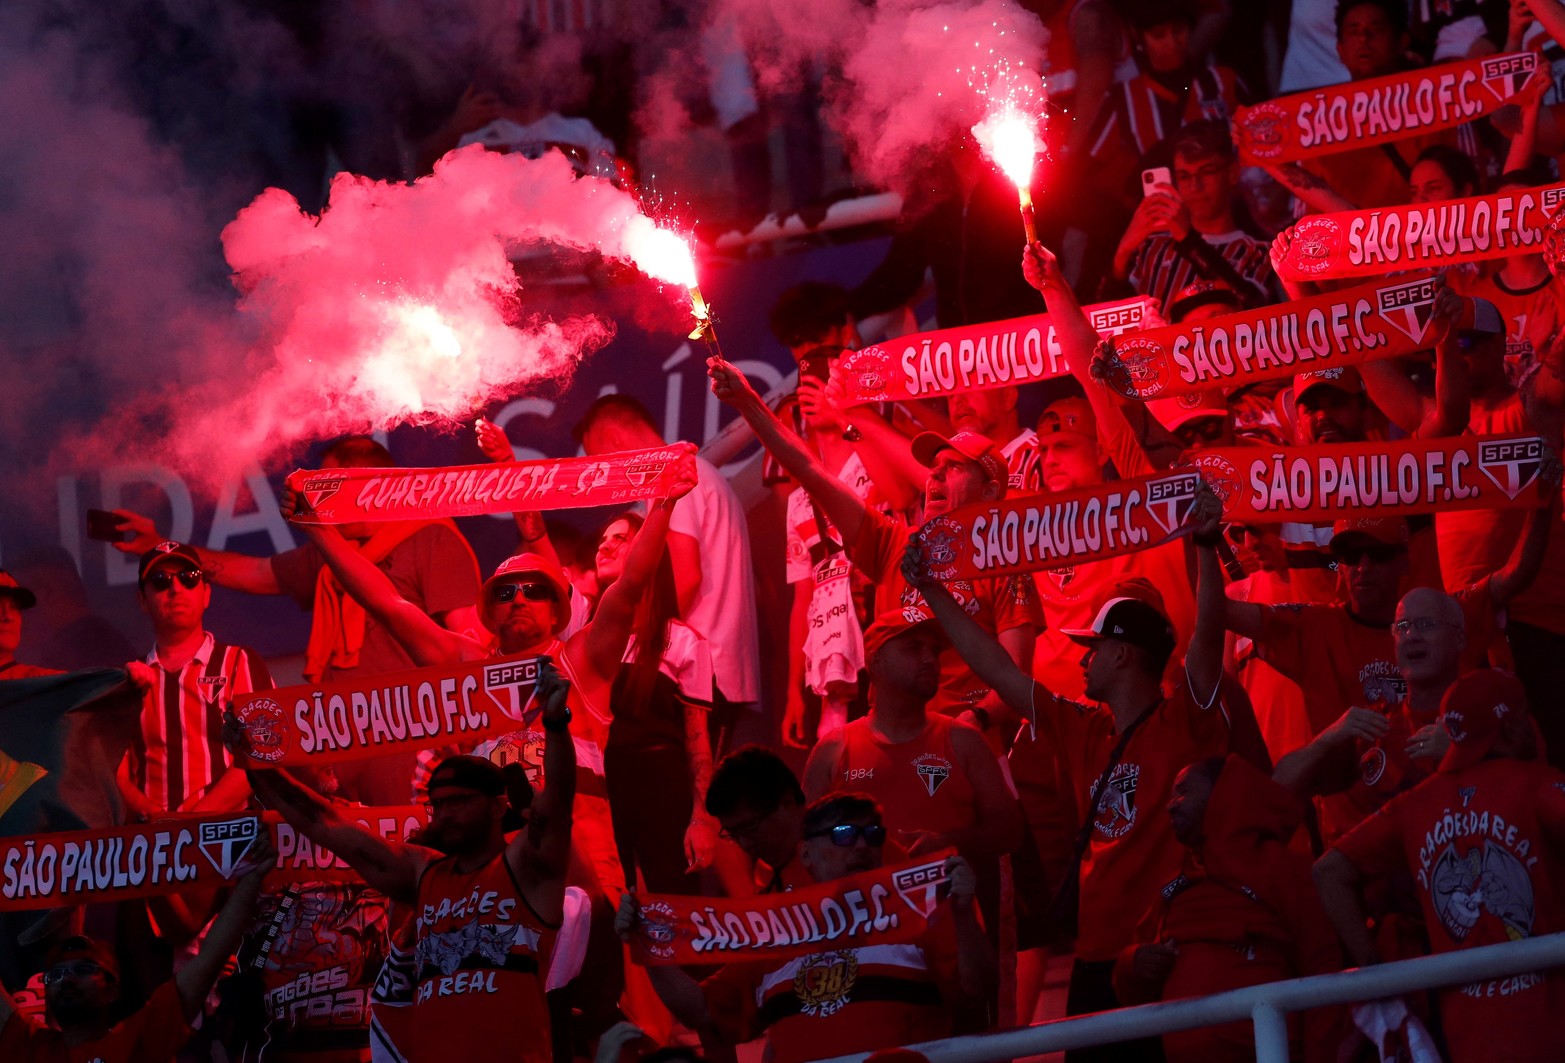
[1430,841,1535,944]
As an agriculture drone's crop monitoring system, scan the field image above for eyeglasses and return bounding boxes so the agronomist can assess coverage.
[718,806,779,842]
[44,962,108,985]
[1335,543,1403,566]
[806,822,887,848]
[491,581,557,605]
[424,792,491,816]
[144,569,203,593]
[1393,617,1459,637]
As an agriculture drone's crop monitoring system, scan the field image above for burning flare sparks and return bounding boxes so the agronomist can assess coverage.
[973,103,1042,243]
[623,217,714,344]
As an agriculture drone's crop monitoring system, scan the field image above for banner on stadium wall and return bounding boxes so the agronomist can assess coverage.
[1234,52,1542,165]
[628,851,955,966]
[915,435,1549,582]
[230,655,539,768]
[836,297,1159,405]
[0,806,429,910]
[1098,274,1439,400]
[286,443,695,524]
[1277,185,1565,280]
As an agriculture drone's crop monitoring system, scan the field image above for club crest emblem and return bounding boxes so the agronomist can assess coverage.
[235,698,290,763]
[793,951,859,1017]
[198,816,261,879]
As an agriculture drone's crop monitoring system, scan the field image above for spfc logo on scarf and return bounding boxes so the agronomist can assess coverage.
[1144,472,1200,536]
[198,816,261,878]
[1477,437,1543,499]
[1375,277,1438,344]
[891,858,949,918]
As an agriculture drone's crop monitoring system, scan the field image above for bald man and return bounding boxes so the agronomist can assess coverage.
[1274,587,1471,842]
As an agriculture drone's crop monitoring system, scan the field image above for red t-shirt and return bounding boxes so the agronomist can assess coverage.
[827,715,981,841]
[0,981,192,1063]
[851,510,1039,713]
[700,901,965,1063]
[1042,670,1233,962]
[1334,758,1565,1063]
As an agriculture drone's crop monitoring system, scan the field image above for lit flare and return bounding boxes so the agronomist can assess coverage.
[973,106,1041,244]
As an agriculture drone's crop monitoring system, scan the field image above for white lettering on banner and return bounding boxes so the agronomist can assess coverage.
[1243,449,1479,512]
[1,830,200,902]
[1295,71,1484,151]
[291,676,490,755]
[952,490,1152,574]
[684,884,902,956]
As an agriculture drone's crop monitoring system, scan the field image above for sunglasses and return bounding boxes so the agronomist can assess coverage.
[1335,543,1403,566]
[44,961,109,985]
[806,822,887,847]
[144,569,203,592]
[491,581,557,605]
[1176,418,1227,444]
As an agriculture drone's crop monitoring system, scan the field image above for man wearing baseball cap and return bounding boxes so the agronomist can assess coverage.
[275,456,697,899]
[946,387,1045,493]
[118,542,273,820]
[0,570,57,680]
[1292,366,1370,445]
[904,485,1268,1059]
[803,605,1023,867]
[0,836,273,1059]
[709,355,1040,727]
[1317,670,1565,1063]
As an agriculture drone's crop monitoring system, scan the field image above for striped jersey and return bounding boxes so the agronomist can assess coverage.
[1088,63,1248,162]
[134,632,272,812]
[1126,230,1274,319]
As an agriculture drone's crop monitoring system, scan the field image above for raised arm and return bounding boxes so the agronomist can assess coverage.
[174,833,275,1018]
[514,657,575,883]
[111,511,281,594]
[1263,163,1358,214]
[225,726,431,903]
[1023,242,1186,470]
[475,417,560,568]
[280,486,473,667]
[709,355,869,544]
[1488,475,1560,604]
[1187,485,1229,701]
[613,894,717,1034]
[580,455,698,681]
[900,543,1039,719]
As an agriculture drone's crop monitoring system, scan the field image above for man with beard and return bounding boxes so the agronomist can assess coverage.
[615,794,992,1063]
[119,542,273,819]
[227,664,574,1063]
[0,835,273,1061]
[708,354,1038,734]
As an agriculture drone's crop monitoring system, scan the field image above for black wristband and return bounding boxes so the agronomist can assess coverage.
[1192,528,1224,549]
[542,713,570,733]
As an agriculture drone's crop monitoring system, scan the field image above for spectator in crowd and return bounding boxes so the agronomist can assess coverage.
[575,395,762,746]
[1109,120,1276,313]
[0,835,273,1060]
[277,456,698,897]
[118,542,273,819]
[903,486,1268,1063]
[228,665,574,1063]
[1315,669,1565,1063]
[614,794,994,1063]
[704,745,810,894]
[0,571,58,680]
[802,607,1025,864]
[708,355,1039,738]
[1461,167,1556,387]
[1112,755,1343,1062]
[111,435,483,805]
[948,387,1043,493]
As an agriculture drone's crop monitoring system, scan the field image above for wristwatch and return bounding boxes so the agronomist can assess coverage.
[542,706,572,733]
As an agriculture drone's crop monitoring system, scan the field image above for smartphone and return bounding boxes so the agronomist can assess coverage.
[1141,166,1173,198]
[86,509,130,543]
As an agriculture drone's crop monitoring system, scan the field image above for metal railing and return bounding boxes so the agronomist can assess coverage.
[813,932,1565,1063]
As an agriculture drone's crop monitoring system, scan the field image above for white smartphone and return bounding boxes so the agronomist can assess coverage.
[1141,166,1173,197]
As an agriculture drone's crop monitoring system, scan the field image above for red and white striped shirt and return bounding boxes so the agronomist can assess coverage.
[133,633,272,812]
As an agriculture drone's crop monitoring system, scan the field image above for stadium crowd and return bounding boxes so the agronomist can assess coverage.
[10,0,1565,1061]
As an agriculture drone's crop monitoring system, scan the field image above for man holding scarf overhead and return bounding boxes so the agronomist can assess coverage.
[110,435,482,804]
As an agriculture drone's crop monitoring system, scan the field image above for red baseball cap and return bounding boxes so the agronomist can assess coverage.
[862,605,947,661]
[480,553,572,635]
[1148,390,1227,431]
[1293,366,1365,404]
[1330,518,1410,550]
[910,430,1008,495]
[1440,669,1529,772]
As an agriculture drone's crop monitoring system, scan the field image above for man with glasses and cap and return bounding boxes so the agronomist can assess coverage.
[0,570,58,680]
[0,834,273,1061]
[614,793,992,1063]
[704,746,811,894]
[278,457,696,900]
[117,542,273,819]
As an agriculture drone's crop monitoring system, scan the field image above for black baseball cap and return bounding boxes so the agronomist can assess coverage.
[1060,596,1176,659]
[0,570,37,610]
[138,541,203,584]
[427,755,506,796]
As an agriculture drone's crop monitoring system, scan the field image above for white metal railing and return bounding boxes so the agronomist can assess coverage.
[812,932,1565,1063]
